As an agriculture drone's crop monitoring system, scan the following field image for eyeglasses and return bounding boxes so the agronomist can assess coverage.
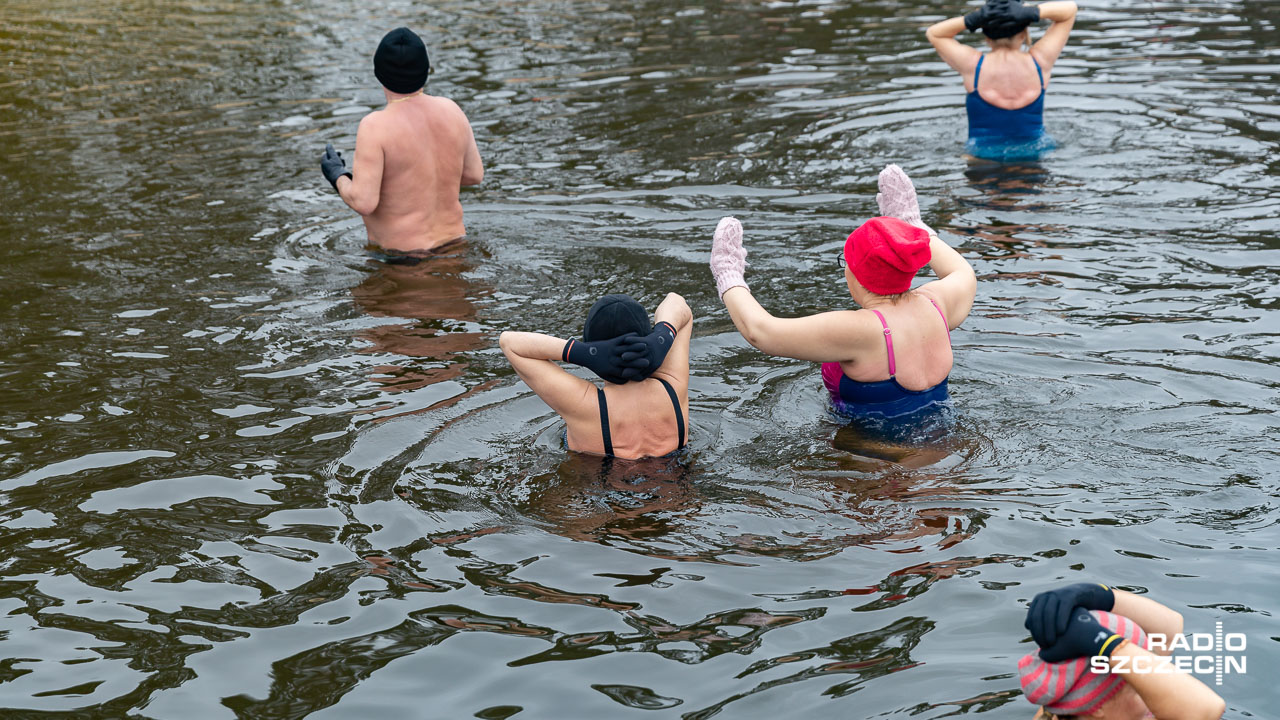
[836,250,847,269]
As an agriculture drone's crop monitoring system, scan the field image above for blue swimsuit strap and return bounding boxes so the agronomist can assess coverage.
[974,54,1045,92]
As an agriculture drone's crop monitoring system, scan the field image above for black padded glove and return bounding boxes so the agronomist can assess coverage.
[622,321,677,382]
[320,143,353,191]
[1036,607,1125,663]
[1026,583,1116,648]
[563,335,650,385]
[1012,2,1041,24]
[964,6,989,32]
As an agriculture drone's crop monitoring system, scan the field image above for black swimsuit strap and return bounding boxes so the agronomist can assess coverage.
[596,387,613,457]
[655,378,685,449]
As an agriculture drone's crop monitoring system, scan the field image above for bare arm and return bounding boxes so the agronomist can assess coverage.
[337,115,385,216]
[651,292,693,386]
[721,286,877,363]
[1108,642,1226,720]
[498,332,594,422]
[926,16,980,82]
[459,108,484,186]
[1029,1,1077,73]
[917,235,977,330]
[1110,590,1184,655]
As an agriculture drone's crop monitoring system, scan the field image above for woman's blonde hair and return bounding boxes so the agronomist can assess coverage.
[989,29,1030,49]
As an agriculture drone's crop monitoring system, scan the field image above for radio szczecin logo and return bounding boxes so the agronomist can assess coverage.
[1090,621,1245,686]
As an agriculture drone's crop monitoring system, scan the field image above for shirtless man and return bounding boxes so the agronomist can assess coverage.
[320,27,484,256]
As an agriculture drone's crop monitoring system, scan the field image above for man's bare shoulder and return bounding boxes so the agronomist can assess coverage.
[425,95,471,122]
[358,108,390,130]
[355,109,395,144]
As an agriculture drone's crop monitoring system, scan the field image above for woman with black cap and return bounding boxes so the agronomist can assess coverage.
[926,1,1078,161]
[499,293,692,460]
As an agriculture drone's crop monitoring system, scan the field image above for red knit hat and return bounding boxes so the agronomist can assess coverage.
[1018,611,1150,716]
[843,217,931,295]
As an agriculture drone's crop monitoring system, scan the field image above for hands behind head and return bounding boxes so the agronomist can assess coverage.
[1035,608,1123,663]
[966,0,1041,34]
[320,143,352,190]
[563,322,676,384]
[964,5,989,32]
[1026,583,1119,662]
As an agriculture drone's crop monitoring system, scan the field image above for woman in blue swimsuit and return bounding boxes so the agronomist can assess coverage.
[927,0,1078,161]
[709,166,977,422]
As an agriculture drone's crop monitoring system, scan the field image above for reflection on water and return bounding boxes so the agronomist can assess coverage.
[0,0,1276,717]
[350,246,489,395]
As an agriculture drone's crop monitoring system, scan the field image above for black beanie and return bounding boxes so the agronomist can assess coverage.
[583,294,650,342]
[374,27,430,93]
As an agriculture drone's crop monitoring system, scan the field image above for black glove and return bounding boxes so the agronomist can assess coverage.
[563,335,650,385]
[1037,607,1125,663]
[1025,583,1116,648]
[621,321,677,382]
[320,143,353,191]
[964,5,989,32]
[1012,2,1041,24]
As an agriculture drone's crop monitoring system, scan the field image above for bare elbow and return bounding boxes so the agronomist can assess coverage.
[463,166,484,186]
[349,194,378,216]
[739,319,766,351]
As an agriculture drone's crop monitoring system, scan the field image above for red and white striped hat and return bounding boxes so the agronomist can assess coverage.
[1018,611,1149,716]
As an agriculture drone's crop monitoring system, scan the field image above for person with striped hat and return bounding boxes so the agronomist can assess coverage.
[1019,583,1226,719]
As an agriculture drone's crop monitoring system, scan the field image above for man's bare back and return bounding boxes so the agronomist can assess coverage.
[320,28,483,253]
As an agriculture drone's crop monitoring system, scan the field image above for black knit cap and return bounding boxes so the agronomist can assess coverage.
[374,27,430,93]
[982,0,1034,39]
[583,294,650,342]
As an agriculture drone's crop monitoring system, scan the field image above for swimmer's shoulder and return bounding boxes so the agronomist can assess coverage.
[356,108,392,137]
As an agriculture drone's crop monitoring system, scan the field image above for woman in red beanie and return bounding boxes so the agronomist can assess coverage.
[710,165,976,422]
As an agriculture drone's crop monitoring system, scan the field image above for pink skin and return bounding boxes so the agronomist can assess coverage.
[1074,682,1153,719]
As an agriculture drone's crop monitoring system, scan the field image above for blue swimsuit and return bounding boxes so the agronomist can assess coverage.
[965,54,1056,161]
[822,299,952,420]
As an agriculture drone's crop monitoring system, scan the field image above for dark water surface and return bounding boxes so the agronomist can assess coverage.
[1,0,1277,717]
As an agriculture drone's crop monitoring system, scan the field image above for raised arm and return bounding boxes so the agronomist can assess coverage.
[711,217,879,363]
[1029,1,1077,72]
[651,292,693,389]
[722,288,877,363]
[498,332,595,422]
[1108,642,1226,720]
[1111,590,1184,654]
[926,16,981,82]
[917,234,976,330]
[337,115,386,216]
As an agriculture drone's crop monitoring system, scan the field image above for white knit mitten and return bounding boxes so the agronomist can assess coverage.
[876,164,934,234]
[710,216,749,297]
